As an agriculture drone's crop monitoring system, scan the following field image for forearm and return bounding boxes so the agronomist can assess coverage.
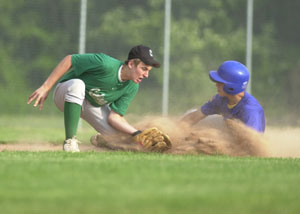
[27,55,73,110]
[42,55,72,91]
[108,111,137,135]
[180,108,206,126]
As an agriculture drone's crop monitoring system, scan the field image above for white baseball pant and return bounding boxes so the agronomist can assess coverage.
[53,79,118,135]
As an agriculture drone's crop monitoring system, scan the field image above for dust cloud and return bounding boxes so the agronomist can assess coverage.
[95,115,270,157]
[82,115,300,158]
[1,115,299,158]
[132,115,269,157]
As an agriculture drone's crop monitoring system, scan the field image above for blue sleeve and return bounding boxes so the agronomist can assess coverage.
[201,95,221,116]
[241,108,265,132]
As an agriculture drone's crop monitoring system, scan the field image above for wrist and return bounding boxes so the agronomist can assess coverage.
[132,130,142,137]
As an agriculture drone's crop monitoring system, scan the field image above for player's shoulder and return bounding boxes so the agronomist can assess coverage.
[93,53,119,62]
[77,53,119,63]
[242,92,264,111]
[93,53,123,71]
[209,94,225,102]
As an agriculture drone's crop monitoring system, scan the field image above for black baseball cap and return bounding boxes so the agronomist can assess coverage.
[128,45,160,68]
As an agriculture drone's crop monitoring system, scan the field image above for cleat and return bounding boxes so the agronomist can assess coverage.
[63,137,80,152]
[90,133,108,147]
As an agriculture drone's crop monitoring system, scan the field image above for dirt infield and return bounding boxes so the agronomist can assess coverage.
[0,143,102,152]
[1,116,300,158]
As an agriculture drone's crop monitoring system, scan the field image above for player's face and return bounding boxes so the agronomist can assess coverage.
[216,82,226,96]
[130,61,152,84]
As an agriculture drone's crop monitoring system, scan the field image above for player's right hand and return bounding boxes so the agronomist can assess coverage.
[27,86,49,110]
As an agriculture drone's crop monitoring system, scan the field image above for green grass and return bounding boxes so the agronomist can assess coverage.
[0,151,299,214]
[0,115,96,144]
[1,115,300,213]
[0,114,142,144]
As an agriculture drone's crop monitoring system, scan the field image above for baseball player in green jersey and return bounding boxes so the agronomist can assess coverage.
[27,45,161,152]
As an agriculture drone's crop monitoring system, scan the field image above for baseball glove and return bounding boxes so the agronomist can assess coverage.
[133,127,172,152]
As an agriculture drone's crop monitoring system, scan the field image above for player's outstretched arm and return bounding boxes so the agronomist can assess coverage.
[27,55,72,110]
[180,108,206,126]
[107,111,172,152]
[107,110,138,135]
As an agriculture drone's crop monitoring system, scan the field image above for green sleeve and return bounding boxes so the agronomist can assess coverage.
[110,85,139,116]
[71,53,105,76]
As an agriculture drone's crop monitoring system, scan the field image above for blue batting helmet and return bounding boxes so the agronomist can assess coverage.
[209,60,249,95]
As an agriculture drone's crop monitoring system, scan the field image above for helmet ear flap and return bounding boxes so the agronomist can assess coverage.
[223,81,248,94]
[223,83,237,94]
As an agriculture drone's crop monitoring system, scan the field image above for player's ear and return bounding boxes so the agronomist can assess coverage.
[128,59,135,69]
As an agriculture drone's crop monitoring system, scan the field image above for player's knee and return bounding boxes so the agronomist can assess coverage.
[65,79,86,104]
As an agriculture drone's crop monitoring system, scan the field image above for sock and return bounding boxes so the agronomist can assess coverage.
[64,102,81,139]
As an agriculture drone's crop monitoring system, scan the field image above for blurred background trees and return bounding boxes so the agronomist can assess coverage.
[0,0,299,125]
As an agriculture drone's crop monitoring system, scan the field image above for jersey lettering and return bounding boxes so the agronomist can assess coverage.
[89,88,108,106]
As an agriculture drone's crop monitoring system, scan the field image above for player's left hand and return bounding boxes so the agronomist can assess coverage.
[133,127,172,152]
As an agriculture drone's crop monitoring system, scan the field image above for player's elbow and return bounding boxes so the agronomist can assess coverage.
[180,108,205,126]
[65,55,73,62]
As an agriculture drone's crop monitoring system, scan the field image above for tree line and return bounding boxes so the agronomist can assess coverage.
[0,0,299,124]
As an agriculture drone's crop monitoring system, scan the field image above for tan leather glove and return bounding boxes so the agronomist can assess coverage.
[133,127,172,152]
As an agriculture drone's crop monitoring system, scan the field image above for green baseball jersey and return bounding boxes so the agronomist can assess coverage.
[59,53,139,116]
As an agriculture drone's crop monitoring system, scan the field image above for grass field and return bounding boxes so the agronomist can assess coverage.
[1,115,300,214]
[1,151,300,214]
[0,115,96,144]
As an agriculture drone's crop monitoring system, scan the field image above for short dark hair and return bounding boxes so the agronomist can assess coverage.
[124,58,142,66]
